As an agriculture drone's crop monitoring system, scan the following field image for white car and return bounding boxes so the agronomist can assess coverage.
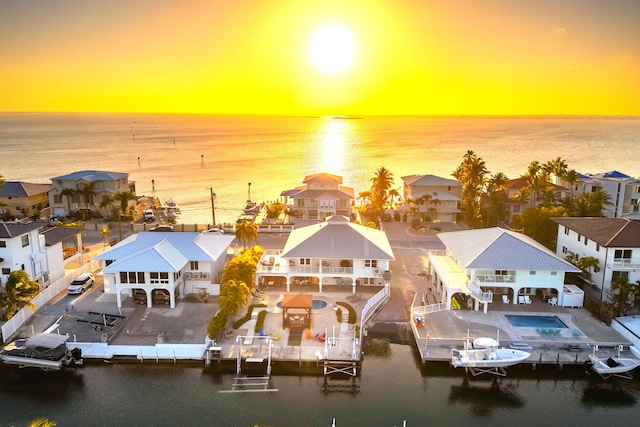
[143,209,155,221]
[203,228,225,234]
[67,273,95,295]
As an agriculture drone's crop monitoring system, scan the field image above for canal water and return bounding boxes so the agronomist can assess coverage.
[2,341,640,426]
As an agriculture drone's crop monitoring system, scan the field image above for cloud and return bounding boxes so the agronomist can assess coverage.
[554,28,567,36]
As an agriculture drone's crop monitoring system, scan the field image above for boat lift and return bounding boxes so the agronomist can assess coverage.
[219,334,278,393]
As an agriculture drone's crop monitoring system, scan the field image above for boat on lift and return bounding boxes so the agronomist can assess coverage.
[243,182,260,215]
[451,335,530,376]
[0,333,83,370]
[589,345,640,379]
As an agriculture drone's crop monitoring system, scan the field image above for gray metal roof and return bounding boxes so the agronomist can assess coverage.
[402,174,461,187]
[438,227,580,272]
[0,221,44,238]
[553,217,640,248]
[0,182,52,197]
[281,216,394,260]
[51,170,128,182]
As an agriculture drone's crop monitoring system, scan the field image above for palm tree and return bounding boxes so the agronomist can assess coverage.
[513,187,530,212]
[112,190,136,241]
[219,279,250,318]
[99,195,115,218]
[358,190,372,205]
[564,169,580,198]
[235,219,258,249]
[578,256,600,286]
[30,418,57,427]
[388,188,400,207]
[0,270,41,320]
[587,188,612,216]
[60,188,76,216]
[452,150,488,228]
[0,200,8,218]
[370,167,394,216]
[77,183,97,219]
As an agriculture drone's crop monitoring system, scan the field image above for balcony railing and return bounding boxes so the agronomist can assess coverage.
[475,274,514,284]
[610,259,640,269]
[469,282,493,303]
[321,267,353,274]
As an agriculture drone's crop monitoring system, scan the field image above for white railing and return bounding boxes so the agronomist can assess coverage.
[412,302,447,315]
[468,283,494,303]
[360,285,390,327]
[288,266,321,274]
[610,259,640,269]
[1,261,100,342]
[475,274,515,284]
[321,267,353,274]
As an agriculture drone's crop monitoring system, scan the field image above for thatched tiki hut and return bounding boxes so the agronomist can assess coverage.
[281,294,312,330]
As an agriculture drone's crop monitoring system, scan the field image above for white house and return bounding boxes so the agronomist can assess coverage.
[0,221,83,289]
[280,173,355,221]
[49,170,135,217]
[556,171,640,219]
[94,232,234,308]
[256,215,394,293]
[426,227,580,312]
[401,174,461,223]
[554,217,640,301]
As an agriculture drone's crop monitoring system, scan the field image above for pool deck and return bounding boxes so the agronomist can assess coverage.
[412,297,632,367]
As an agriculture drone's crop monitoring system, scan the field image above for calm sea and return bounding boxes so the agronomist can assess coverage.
[3,114,640,426]
[2,113,639,226]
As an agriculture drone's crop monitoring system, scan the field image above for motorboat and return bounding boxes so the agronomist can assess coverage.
[242,182,260,215]
[451,337,530,376]
[0,333,83,370]
[162,197,180,213]
[589,345,640,379]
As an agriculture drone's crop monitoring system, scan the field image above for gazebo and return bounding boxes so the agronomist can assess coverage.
[281,294,312,330]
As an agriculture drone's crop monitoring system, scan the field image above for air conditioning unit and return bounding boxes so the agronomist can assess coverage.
[374,268,381,275]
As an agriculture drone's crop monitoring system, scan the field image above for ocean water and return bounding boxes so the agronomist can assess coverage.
[2,113,639,225]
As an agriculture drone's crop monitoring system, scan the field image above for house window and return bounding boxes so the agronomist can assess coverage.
[584,238,588,246]
[529,271,536,275]
[362,278,375,285]
[562,246,567,254]
[21,235,29,247]
[0,241,5,247]
[150,272,169,284]
[612,271,630,281]
[105,260,113,266]
[298,200,305,207]
[137,272,145,283]
[300,258,311,265]
[190,261,199,270]
[120,272,128,284]
[365,260,378,268]
[2,268,10,275]
[596,243,600,252]
[513,205,521,213]
[128,272,138,284]
[495,270,507,275]
[614,249,632,260]
[53,195,62,204]
[564,226,569,235]
[577,234,581,242]
[551,271,557,276]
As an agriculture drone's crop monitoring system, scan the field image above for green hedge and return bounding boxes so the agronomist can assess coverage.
[254,310,268,333]
[232,303,267,329]
[336,301,357,324]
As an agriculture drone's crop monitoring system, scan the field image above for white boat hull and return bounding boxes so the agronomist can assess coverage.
[589,356,640,377]
[452,348,531,369]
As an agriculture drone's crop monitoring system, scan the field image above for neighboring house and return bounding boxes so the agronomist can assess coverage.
[502,177,569,218]
[257,215,394,293]
[554,217,640,301]
[40,226,85,284]
[401,174,461,223]
[48,170,135,217]
[280,173,354,221]
[557,170,640,219]
[0,181,52,219]
[94,232,234,308]
[426,227,580,312]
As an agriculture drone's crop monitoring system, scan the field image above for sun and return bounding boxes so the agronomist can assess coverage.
[309,24,356,74]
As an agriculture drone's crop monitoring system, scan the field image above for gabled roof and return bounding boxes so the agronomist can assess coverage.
[504,177,567,191]
[438,227,579,271]
[553,218,640,247]
[40,226,82,246]
[0,221,43,238]
[95,232,234,272]
[282,188,355,200]
[51,170,128,182]
[281,216,394,260]
[0,182,52,197]
[402,174,460,187]
[303,173,342,184]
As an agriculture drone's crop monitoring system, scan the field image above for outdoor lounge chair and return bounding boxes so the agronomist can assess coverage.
[518,296,526,304]
[524,295,532,304]
[502,295,510,304]
[548,297,558,306]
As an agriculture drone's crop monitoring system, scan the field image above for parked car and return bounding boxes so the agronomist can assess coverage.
[382,213,392,222]
[143,209,155,221]
[67,273,95,295]
[133,289,173,305]
[203,228,225,234]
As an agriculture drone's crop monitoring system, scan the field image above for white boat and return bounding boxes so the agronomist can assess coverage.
[451,337,530,376]
[242,182,260,215]
[588,345,640,379]
[0,333,83,370]
[162,197,180,213]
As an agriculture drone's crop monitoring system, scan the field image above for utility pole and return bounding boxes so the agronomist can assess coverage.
[210,187,216,227]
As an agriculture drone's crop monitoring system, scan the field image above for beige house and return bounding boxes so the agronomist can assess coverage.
[0,182,51,219]
[401,174,461,223]
[48,170,135,217]
[503,177,569,218]
[280,173,354,221]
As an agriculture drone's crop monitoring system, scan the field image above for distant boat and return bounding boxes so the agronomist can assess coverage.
[0,333,83,370]
[162,197,180,212]
[243,182,260,215]
[451,337,530,376]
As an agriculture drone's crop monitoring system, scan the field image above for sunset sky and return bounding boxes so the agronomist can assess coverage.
[1,0,639,116]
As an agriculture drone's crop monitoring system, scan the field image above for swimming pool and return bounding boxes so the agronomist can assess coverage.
[276,300,328,310]
[505,315,568,328]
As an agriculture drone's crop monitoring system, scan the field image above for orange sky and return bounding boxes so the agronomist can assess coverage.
[1,0,639,116]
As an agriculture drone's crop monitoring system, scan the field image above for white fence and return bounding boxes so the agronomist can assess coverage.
[1,260,100,342]
[360,285,391,327]
[70,342,208,361]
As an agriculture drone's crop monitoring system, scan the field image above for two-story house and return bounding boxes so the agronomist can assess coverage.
[0,182,52,219]
[556,171,640,219]
[48,170,135,218]
[256,215,394,293]
[401,174,461,223]
[554,217,640,301]
[280,173,354,221]
[426,227,580,312]
[94,232,234,308]
[502,177,569,219]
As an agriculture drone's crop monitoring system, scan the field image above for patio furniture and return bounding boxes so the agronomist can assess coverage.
[502,295,510,304]
[518,296,526,304]
[548,297,558,306]
[523,295,532,304]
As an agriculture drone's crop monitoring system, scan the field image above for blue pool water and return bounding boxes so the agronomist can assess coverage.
[505,315,568,328]
[276,300,328,310]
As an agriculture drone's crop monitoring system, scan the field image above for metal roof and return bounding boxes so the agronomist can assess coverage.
[51,170,128,182]
[281,216,394,260]
[438,227,580,272]
[401,174,460,187]
[0,182,52,197]
[103,240,189,273]
[0,221,44,238]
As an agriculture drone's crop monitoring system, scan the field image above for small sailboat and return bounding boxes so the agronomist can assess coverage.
[243,182,260,215]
